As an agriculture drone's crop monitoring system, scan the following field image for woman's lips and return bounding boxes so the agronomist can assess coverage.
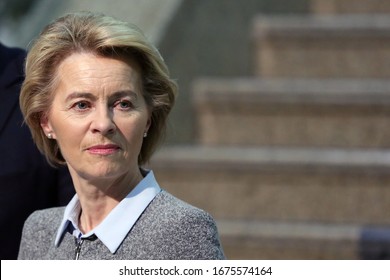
[87,144,120,155]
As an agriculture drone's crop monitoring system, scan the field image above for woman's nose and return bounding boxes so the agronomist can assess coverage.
[90,106,116,135]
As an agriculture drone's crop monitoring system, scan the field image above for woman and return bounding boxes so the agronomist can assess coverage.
[18,12,225,260]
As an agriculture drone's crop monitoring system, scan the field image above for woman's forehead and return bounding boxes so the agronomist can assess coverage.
[54,52,142,92]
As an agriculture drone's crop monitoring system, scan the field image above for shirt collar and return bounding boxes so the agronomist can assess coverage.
[55,170,161,253]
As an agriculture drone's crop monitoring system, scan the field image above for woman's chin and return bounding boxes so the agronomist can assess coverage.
[71,162,125,181]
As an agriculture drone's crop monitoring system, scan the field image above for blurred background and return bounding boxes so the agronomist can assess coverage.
[2,0,390,259]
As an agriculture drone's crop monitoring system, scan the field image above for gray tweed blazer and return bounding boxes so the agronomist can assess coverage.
[18,190,225,260]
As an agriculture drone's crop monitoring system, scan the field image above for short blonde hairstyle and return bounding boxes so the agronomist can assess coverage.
[20,11,177,166]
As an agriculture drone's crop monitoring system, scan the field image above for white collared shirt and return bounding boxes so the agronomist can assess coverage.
[54,170,161,253]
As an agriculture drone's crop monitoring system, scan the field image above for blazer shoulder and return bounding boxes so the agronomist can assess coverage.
[18,207,65,259]
[150,190,217,226]
[22,207,65,238]
[137,190,225,259]
[154,190,209,214]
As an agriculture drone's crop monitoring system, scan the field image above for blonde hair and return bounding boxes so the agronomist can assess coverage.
[20,11,177,166]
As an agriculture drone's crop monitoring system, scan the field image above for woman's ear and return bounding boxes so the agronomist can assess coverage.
[145,116,151,133]
[40,113,55,139]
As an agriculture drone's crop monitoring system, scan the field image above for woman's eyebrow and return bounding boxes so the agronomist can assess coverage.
[65,92,96,102]
[65,91,138,102]
[110,90,139,100]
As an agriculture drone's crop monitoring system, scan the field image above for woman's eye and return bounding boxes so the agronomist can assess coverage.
[74,101,90,111]
[116,100,132,110]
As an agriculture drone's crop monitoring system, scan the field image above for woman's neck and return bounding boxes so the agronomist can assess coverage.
[69,168,144,233]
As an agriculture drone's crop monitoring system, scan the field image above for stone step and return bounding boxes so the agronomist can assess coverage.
[150,146,390,225]
[252,14,390,78]
[217,220,390,259]
[311,0,390,14]
[192,78,390,148]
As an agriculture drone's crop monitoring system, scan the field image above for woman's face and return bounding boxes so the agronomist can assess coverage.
[41,52,151,183]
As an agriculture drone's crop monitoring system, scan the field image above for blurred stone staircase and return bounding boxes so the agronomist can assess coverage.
[150,0,390,259]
